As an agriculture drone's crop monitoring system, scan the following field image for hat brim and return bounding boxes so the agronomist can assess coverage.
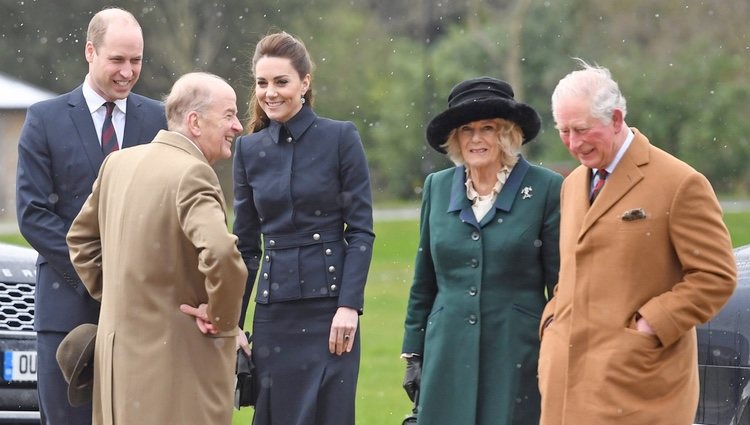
[426,99,541,154]
[67,336,95,407]
[57,324,96,407]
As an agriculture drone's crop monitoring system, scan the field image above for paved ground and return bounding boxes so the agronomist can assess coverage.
[0,220,18,235]
[2,200,748,236]
[721,199,750,213]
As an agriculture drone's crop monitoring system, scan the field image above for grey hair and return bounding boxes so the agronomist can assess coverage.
[551,58,627,123]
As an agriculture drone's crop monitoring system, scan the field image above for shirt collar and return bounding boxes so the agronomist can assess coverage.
[594,127,634,176]
[82,75,128,114]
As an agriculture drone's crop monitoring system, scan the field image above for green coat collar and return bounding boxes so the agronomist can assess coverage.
[447,155,531,229]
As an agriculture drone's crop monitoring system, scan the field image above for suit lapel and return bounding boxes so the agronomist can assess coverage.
[447,166,479,229]
[578,131,650,240]
[122,95,143,148]
[68,87,106,174]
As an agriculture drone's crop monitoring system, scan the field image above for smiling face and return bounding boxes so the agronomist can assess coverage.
[554,96,624,170]
[456,119,504,173]
[194,81,243,165]
[85,19,143,101]
[254,56,310,123]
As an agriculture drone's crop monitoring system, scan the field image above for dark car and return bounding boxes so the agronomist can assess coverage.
[0,242,40,424]
[695,244,750,425]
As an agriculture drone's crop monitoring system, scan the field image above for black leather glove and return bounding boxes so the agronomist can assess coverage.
[402,356,422,402]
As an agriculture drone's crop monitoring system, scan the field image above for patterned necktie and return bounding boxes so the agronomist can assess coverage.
[101,102,119,155]
[590,169,609,203]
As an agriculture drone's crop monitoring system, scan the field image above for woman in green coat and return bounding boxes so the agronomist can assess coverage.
[401,77,562,425]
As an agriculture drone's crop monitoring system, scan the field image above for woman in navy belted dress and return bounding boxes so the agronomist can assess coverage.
[232,31,375,425]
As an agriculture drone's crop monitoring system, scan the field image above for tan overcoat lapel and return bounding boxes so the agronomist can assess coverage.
[577,129,651,241]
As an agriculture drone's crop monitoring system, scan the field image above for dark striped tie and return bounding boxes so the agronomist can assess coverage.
[590,169,609,203]
[101,102,119,155]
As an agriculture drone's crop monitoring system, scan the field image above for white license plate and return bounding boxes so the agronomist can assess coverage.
[3,351,37,382]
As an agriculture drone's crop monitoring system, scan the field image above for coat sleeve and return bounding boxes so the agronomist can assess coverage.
[16,104,86,295]
[177,163,248,332]
[539,175,567,339]
[402,173,438,355]
[336,122,375,313]
[232,136,262,328]
[66,157,108,302]
[541,172,563,300]
[639,171,737,347]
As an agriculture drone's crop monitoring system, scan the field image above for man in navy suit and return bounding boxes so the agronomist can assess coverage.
[15,8,167,424]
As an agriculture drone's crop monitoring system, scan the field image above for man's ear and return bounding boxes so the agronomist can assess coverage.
[187,111,201,137]
[611,108,624,132]
[84,41,95,64]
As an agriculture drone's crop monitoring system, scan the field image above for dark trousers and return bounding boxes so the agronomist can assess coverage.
[37,331,92,425]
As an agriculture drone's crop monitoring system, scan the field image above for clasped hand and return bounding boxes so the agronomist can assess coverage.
[179,303,250,354]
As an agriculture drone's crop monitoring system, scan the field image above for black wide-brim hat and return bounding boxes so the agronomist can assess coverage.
[56,323,97,407]
[426,77,542,153]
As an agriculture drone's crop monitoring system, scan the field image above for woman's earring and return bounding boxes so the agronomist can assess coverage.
[301,96,306,104]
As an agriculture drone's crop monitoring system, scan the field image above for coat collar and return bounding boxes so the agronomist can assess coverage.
[267,105,317,144]
[151,130,209,164]
[576,128,650,240]
[447,156,531,229]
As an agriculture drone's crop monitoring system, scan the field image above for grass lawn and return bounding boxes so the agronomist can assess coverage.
[725,211,750,247]
[2,210,748,424]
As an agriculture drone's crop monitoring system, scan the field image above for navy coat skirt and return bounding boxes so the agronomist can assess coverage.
[251,298,360,424]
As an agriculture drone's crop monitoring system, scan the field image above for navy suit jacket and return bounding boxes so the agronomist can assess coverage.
[16,85,167,332]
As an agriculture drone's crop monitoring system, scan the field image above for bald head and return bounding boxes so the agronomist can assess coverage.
[165,72,243,164]
[165,73,228,131]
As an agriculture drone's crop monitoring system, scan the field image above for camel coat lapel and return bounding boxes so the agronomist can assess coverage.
[578,136,647,241]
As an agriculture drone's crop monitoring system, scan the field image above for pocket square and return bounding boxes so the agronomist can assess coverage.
[621,208,647,221]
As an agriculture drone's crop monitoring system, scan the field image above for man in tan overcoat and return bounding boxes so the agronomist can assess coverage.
[67,72,247,425]
[537,60,737,424]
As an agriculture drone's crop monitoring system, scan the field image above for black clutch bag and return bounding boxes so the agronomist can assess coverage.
[234,332,257,408]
